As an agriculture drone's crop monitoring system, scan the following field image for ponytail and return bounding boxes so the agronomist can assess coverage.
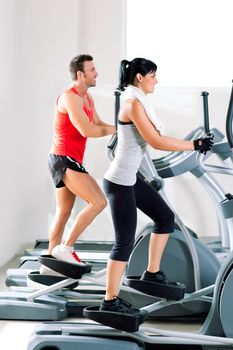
[118,57,157,91]
[118,60,130,91]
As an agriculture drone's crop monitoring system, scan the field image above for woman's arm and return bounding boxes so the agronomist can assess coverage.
[123,99,194,151]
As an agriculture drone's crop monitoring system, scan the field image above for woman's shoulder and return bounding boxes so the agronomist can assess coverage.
[119,98,144,124]
[123,98,144,114]
[123,97,141,108]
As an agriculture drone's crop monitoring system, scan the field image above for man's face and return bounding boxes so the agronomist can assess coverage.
[82,60,98,87]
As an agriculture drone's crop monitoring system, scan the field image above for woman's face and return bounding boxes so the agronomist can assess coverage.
[139,71,158,94]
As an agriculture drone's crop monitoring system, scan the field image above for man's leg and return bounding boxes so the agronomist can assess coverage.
[48,186,75,254]
[62,169,107,247]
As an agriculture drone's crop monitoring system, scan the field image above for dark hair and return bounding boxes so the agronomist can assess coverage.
[118,57,157,91]
[69,54,93,80]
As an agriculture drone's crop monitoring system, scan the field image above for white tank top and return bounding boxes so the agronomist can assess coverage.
[104,122,147,186]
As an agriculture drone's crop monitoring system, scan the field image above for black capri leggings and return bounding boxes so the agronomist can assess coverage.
[103,176,174,262]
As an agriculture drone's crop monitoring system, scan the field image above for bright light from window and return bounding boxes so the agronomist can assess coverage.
[127,0,233,87]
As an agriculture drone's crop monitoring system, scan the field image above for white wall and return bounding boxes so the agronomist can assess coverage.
[0,0,80,266]
[0,0,18,265]
[0,0,232,267]
[127,0,233,87]
[0,0,127,267]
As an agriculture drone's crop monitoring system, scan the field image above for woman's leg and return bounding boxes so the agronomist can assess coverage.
[134,177,174,273]
[105,259,127,300]
[48,186,75,254]
[62,169,107,247]
[147,233,169,272]
[103,180,137,300]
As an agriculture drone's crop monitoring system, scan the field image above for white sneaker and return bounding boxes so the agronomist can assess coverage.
[52,244,83,264]
[39,264,65,276]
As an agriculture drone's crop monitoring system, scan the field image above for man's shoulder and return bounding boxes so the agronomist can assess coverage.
[63,87,74,95]
[63,88,81,101]
[58,88,82,111]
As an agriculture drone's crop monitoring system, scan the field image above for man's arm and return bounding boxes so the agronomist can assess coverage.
[61,92,115,138]
[92,108,114,127]
[89,94,114,127]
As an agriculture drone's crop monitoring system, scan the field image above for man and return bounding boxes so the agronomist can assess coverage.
[44,54,115,271]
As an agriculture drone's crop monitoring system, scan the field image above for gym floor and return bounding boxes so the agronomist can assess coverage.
[0,254,202,350]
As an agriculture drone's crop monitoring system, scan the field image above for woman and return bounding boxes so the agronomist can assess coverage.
[100,57,213,313]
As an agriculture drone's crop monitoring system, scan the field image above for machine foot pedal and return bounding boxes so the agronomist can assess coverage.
[38,255,92,279]
[83,306,148,332]
[28,271,78,289]
[125,276,185,300]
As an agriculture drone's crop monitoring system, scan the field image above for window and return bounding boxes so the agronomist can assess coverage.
[127,0,233,87]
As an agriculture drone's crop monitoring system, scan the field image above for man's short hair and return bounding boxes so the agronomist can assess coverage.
[69,54,93,80]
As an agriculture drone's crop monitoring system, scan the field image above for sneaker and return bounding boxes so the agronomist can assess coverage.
[99,297,140,314]
[52,244,83,264]
[39,264,65,276]
[140,270,179,286]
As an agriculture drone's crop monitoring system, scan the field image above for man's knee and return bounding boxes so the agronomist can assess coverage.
[56,208,72,222]
[94,196,107,213]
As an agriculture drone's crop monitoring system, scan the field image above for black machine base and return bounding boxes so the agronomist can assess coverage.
[28,271,79,289]
[83,306,148,332]
[38,255,92,279]
[125,276,185,300]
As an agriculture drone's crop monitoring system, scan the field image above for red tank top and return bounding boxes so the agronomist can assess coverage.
[51,87,94,163]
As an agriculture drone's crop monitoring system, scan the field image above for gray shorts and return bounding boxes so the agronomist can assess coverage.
[48,154,88,188]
